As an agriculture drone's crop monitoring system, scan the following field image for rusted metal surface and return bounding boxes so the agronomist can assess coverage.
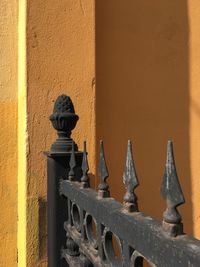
[123,140,139,212]
[161,140,185,237]
[81,141,90,188]
[98,141,110,198]
[47,95,200,267]
[60,180,200,267]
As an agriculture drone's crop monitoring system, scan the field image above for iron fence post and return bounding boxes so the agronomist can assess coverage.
[46,95,83,267]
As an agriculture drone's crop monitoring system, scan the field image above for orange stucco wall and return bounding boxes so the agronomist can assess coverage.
[26,1,95,266]
[0,0,18,266]
[96,0,200,239]
[2,1,200,266]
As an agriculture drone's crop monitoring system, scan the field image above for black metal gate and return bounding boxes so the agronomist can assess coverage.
[46,94,200,267]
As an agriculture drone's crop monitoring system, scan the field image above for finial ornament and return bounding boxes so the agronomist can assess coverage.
[81,141,90,188]
[123,140,139,212]
[161,140,185,236]
[68,142,76,181]
[49,94,79,153]
[98,141,110,198]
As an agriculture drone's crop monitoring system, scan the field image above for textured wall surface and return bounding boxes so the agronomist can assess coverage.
[26,1,95,266]
[0,0,18,266]
[96,0,200,240]
[2,1,200,267]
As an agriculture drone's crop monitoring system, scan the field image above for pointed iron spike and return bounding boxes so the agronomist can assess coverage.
[68,141,76,181]
[81,141,87,171]
[161,140,185,237]
[123,140,139,212]
[123,140,139,187]
[98,140,110,198]
[81,141,90,188]
[167,140,174,165]
[99,141,109,181]
[161,140,185,208]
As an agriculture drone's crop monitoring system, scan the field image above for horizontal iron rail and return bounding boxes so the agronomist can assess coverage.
[60,179,200,267]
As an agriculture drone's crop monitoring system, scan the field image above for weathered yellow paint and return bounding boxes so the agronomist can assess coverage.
[0,0,18,266]
[18,0,27,265]
[0,102,18,267]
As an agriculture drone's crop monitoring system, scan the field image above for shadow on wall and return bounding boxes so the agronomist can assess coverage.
[96,1,192,234]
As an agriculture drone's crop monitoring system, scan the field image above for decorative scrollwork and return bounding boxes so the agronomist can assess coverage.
[71,203,81,232]
[130,250,156,267]
[84,213,98,249]
[102,227,123,267]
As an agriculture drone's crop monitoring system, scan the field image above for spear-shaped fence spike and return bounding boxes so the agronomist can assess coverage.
[81,141,90,188]
[123,140,139,212]
[98,141,110,198]
[68,141,76,181]
[160,140,185,237]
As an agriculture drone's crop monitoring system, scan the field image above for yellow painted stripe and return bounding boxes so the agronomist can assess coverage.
[18,0,27,266]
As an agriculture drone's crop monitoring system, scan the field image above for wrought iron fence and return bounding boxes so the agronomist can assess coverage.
[46,95,200,267]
